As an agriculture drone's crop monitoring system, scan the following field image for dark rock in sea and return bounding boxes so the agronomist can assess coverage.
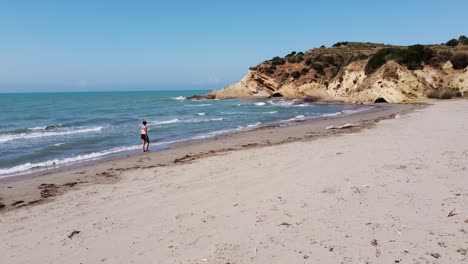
[186,94,216,100]
[303,96,321,102]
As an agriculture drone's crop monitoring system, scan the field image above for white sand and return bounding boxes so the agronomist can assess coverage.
[1,100,467,263]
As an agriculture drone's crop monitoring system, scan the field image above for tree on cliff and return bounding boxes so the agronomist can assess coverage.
[446,38,459,47]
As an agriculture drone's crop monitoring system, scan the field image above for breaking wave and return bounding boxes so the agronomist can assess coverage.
[0,126,105,144]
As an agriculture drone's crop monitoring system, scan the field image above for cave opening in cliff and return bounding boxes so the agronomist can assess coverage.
[374,97,389,103]
[271,92,283,98]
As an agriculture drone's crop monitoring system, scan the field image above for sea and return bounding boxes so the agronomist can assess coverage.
[0,90,371,178]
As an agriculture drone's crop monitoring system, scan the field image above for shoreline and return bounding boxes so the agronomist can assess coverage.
[2,100,467,263]
[0,101,371,179]
[0,102,419,212]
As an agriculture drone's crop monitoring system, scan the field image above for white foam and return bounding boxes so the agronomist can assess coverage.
[150,117,223,126]
[0,126,105,144]
[254,102,266,106]
[341,107,373,114]
[28,124,63,131]
[150,119,179,125]
[29,126,47,131]
[247,122,261,128]
[197,113,206,116]
[262,111,278,114]
[191,127,242,140]
[185,104,212,107]
[220,111,246,115]
[321,112,342,117]
[206,118,223,122]
[172,96,186,100]
[267,99,298,107]
[191,118,223,123]
[283,115,306,122]
[0,145,141,176]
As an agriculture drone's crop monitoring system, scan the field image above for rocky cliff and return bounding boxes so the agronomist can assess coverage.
[208,40,468,103]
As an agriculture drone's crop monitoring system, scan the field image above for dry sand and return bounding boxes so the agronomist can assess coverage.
[1,101,467,263]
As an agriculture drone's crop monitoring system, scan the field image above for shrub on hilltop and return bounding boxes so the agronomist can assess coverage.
[450,53,468,70]
[270,56,286,66]
[459,35,468,45]
[446,38,459,47]
[332,41,348,47]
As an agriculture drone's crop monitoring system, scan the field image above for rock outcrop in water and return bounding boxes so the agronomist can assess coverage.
[207,39,468,103]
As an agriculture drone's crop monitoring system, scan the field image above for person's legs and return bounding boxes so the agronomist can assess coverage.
[142,139,146,152]
[145,136,150,152]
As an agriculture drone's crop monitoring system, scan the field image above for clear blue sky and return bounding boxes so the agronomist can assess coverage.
[0,0,467,92]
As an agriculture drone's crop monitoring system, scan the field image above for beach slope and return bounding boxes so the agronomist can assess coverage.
[1,101,467,263]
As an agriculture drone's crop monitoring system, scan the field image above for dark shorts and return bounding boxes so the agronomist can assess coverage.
[141,134,150,142]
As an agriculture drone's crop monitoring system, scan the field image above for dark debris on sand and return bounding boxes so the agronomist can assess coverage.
[68,230,80,239]
[38,183,59,198]
[62,182,78,188]
[11,200,24,206]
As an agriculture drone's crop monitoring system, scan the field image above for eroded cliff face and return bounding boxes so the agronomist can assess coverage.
[211,62,468,103]
[209,42,468,103]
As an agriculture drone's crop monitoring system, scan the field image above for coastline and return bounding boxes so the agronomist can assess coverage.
[2,100,467,263]
[0,103,418,212]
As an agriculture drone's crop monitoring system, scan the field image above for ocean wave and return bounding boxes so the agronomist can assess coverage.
[293,103,309,107]
[0,126,105,144]
[28,124,63,131]
[341,107,373,114]
[266,99,311,107]
[28,126,47,131]
[197,113,206,116]
[184,104,212,107]
[220,111,246,115]
[283,115,306,122]
[190,121,264,140]
[150,119,180,125]
[254,102,266,106]
[247,122,261,128]
[150,117,223,126]
[191,118,223,123]
[172,96,186,100]
[191,127,242,140]
[267,99,298,107]
[0,145,140,176]
[262,111,278,114]
[321,112,342,117]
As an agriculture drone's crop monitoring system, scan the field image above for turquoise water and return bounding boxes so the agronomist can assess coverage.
[0,90,370,177]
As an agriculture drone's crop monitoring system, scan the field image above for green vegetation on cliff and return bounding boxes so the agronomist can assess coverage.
[364,45,434,74]
[253,36,467,86]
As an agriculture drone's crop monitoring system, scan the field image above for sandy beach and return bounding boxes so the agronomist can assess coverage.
[1,100,467,263]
